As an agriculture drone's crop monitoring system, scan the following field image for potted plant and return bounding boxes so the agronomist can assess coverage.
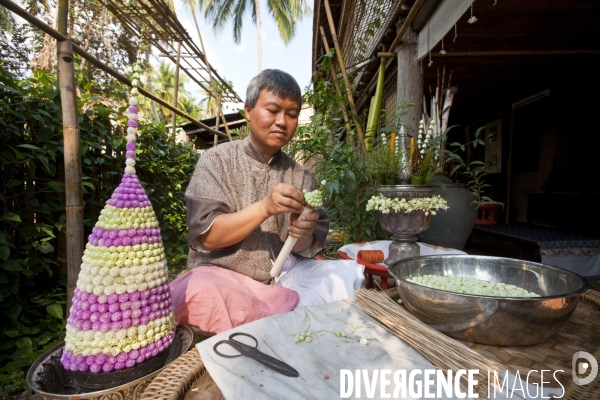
[364,134,402,185]
[419,125,495,249]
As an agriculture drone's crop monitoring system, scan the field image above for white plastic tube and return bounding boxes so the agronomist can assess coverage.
[269,206,314,278]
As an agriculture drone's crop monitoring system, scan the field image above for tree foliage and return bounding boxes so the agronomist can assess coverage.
[287,53,385,244]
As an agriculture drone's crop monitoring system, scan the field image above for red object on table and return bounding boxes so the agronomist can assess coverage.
[338,247,395,290]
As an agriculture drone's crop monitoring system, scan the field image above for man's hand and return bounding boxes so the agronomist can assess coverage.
[289,210,319,239]
[260,183,305,217]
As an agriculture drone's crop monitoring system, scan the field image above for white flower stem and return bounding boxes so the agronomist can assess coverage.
[270,206,314,278]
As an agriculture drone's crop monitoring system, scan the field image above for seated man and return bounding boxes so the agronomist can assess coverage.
[170,69,364,335]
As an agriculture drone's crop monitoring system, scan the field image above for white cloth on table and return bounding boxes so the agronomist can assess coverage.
[274,255,365,309]
[197,300,564,400]
[337,241,467,266]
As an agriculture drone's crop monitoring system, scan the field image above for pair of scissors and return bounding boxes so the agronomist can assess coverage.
[213,332,299,378]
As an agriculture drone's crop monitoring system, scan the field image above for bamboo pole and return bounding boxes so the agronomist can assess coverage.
[322,0,366,152]
[172,41,182,138]
[191,8,233,141]
[55,0,83,316]
[319,26,354,150]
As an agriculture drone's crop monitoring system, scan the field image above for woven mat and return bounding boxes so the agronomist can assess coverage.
[383,288,600,399]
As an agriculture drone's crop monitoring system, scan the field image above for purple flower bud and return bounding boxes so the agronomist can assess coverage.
[140,316,149,325]
[130,350,139,360]
[123,201,131,208]
[119,293,130,302]
[151,349,159,357]
[109,303,119,313]
[137,354,146,363]
[122,237,132,246]
[89,294,98,304]
[126,150,135,158]
[75,354,85,363]
[104,238,113,247]
[111,321,121,331]
[98,304,108,313]
[82,320,91,330]
[78,363,88,372]
[131,300,141,309]
[115,361,125,370]
[132,236,141,245]
[90,312,100,323]
[148,343,156,351]
[108,294,118,304]
[102,363,114,372]
[116,200,124,208]
[100,313,110,323]
[74,320,83,330]
[142,306,151,315]
[92,322,101,331]
[127,228,136,237]
[128,105,138,114]
[148,311,156,320]
[85,355,96,366]
[113,238,123,247]
[98,295,108,304]
[90,304,98,313]
[132,317,140,326]
[118,230,127,238]
[122,309,132,319]
[125,359,135,368]
[127,120,138,127]
[96,354,107,364]
[141,291,151,300]
[151,303,159,312]
[109,230,118,240]
[121,319,132,329]
[111,312,122,322]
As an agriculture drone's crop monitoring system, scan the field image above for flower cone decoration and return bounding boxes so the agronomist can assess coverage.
[61,60,175,374]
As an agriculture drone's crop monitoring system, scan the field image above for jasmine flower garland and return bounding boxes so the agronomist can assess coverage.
[366,194,449,216]
[60,59,176,374]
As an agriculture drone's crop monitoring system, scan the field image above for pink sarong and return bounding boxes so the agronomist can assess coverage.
[170,266,299,334]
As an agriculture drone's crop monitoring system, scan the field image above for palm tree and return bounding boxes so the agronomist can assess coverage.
[197,0,311,72]
[184,0,232,140]
[177,96,205,123]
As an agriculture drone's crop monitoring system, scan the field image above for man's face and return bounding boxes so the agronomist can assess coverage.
[244,89,300,159]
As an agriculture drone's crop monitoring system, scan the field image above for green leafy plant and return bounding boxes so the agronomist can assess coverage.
[443,126,493,206]
[287,52,385,244]
[364,137,401,183]
[427,126,493,207]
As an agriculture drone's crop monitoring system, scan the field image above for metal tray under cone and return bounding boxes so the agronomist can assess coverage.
[26,325,194,400]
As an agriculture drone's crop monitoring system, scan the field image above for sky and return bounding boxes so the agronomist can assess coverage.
[170,0,314,112]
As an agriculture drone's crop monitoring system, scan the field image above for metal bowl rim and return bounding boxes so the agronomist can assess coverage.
[388,254,589,300]
[26,324,194,398]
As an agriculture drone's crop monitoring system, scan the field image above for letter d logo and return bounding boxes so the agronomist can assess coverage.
[572,351,598,386]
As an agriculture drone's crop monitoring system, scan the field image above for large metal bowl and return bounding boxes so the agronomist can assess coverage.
[388,255,588,346]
